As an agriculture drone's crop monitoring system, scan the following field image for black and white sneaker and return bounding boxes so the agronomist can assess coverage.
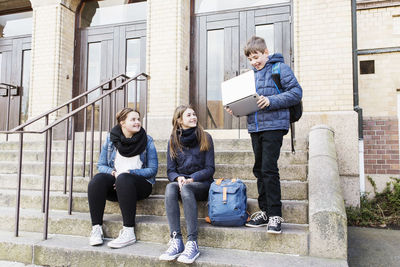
[245,211,269,227]
[267,216,284,234]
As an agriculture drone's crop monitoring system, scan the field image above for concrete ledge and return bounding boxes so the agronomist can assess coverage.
[308,125,348,261]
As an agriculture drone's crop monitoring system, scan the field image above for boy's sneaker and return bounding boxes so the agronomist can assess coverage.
[245,211,269,227]
[107,227,136,248]
[159,236,185,261]
[89,224,104,246]
[267,216,284,234]
[177,240,200,264]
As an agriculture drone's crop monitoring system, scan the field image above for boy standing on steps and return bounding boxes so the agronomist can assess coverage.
[226,36,302,234]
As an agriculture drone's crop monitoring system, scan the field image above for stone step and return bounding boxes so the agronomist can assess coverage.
[0,230,347,267]
[0,173,308,200]
[152,178,308,200]
[0,189,308,224]
[0,137,308,152]
[0,148,307,166]
[0,207,309,255]
[0,174,90,193]
[0,162,307,181]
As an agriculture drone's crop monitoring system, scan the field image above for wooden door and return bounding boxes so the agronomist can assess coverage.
[78,21,146,130]
[191,4,292,129]
[0,36,31,130]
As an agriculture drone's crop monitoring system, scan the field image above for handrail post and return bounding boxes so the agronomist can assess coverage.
[63,105,70,194]
[42,115,49,213]
[82,96,88,177]
[89,104,95,179]
[144,77,148,130]
[99,88,103,152]
[6,86,11,142]
[123,78,128,107]
[134,79,138,111]
[113,81,117,124]
[14,132,23,237]
[43,128,52,240]
[108,93,112,131]
[68,116,75,215]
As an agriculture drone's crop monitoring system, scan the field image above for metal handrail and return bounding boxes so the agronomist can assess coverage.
[8,74,130,132]
[0,82,20,141]
[0,72,149,240]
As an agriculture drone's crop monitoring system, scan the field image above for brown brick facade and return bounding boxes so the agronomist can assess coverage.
[363,118,400,175]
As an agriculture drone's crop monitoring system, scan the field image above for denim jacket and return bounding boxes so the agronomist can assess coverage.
[97,133,158,184]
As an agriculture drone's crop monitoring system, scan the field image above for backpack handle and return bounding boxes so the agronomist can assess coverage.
[215,178,237,186]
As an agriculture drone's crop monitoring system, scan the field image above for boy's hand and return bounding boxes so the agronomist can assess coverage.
[224,106,233,115]
[257,95,270,109]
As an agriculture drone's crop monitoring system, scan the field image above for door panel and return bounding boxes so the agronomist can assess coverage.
[79,22,146,131]
[192,4,292,129]
[0,36,31,130]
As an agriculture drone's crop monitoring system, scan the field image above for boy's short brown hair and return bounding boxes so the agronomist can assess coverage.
[244,36,267,57]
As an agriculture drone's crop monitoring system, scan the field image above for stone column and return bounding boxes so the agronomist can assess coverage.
[145,0,190,138]
[28,0,80,120]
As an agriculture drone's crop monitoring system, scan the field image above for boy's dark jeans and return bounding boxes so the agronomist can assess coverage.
[251,129,287,217]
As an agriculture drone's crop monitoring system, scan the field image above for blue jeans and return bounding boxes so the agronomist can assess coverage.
[165,181,210,241]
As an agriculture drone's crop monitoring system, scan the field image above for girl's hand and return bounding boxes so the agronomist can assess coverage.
[182,178,194,185]
[177,176,185,190]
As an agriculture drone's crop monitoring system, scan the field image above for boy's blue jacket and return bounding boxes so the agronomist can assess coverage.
[247,53,302,133]
[97,133,158,184]
[167,133,215,184]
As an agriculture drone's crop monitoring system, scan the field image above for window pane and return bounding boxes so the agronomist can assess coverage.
[195,0,289,14]
[207,30,224,129]
[360,60,375,75]
[0,11,32,37]
[87,42,101,102]
[126,38,141,109]
[81,1,146,28]
[20,50,31,123]
[256,24,274,54]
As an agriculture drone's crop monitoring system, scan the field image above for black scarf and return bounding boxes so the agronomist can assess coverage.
[178,127,198,148]
[110,125,147,157]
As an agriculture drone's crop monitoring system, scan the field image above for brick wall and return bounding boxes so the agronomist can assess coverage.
[357,5,400,50]
[293,0,354,112]
[145,0,190,138]
[363,118,400,175]
[357,6,400,117]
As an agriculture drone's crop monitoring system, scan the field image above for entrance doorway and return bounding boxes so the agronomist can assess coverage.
[191,1,292,129]
[0,36,31,130]
[76,1,147,130]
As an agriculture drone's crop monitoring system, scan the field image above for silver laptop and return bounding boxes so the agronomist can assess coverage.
[221,70,260,117]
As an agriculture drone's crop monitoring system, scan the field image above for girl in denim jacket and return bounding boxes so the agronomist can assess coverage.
[88,108,158,248]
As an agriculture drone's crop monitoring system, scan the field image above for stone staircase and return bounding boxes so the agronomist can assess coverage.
[0,137,347,266]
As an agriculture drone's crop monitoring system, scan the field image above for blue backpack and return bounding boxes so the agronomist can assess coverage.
[206,178,248,226]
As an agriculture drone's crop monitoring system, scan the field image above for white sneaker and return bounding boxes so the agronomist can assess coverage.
[107,227,136,249]
[89,225,103,246]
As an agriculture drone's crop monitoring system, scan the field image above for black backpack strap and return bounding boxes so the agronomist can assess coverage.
[290,123,295,154]
[271,62,296,153]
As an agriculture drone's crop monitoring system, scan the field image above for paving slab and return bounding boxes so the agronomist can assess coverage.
[348,226,400,267]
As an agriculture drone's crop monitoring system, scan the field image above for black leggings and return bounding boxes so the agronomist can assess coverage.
[88,172,152,227]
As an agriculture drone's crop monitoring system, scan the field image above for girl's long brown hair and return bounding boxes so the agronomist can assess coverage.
[169,105,210,159]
